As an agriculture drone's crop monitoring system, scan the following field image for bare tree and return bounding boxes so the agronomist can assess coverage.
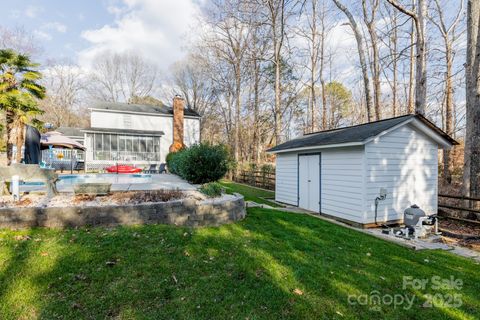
[0,25,43,57]
[386,0,427,115]
[428,0,464,184]
[201,0,251,162]
[171,53,216,116]
[362,0,381,120]
[464,0,480,203]
[89,51,158,103]
[39,62,88,128]
[333,0,373,122]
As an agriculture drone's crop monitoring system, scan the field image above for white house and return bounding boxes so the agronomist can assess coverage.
[267,114,457,227]
[56,96,201,171]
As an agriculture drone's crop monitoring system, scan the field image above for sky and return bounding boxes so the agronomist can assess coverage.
[2,0,203,70]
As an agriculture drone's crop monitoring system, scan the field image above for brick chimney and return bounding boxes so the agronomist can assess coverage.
[169,95,185,153]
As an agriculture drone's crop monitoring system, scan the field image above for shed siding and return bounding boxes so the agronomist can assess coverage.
[364,124,438,223]
[321,147,365,223]
[275,153,298,205]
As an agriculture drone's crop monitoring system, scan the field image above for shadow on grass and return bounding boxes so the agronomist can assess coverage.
[0,208,478,319]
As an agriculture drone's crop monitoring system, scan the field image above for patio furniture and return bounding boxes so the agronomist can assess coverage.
[0,164,58,197]
[158,163,167,174]
[146,164,158,174]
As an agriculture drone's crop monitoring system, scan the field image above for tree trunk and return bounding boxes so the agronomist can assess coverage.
[274,57,282,144]
[414,0,427,115]
[464,0,480,207]
[333,0,373,122]
[252,59,260,163]
[5,110,15,165]
[408,19,415,114]
[234,62,241,163]
[443,44,454,184]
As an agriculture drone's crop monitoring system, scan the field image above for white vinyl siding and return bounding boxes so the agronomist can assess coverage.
[275,153,298,205]
[90,110,200,163]
[321,147,365,223]
[364,124,438,223]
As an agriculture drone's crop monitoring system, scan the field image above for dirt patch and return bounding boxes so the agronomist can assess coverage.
[439,219,480,252]
[0,190,207,209]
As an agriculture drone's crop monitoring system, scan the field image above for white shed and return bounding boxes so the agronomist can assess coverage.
[267,115,457,227]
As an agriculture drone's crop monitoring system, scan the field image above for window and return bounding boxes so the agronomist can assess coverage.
[103,134,111,152]
[139,138,146,152]
[95,133,102,151]
[126,136,133,152]
[133,136,139,152]
[111,135,118,151]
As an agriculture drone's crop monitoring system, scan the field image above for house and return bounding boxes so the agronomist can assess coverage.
[54,96,201,171]
[267,114,458,227]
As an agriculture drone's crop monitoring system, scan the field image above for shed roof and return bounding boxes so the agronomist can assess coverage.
[267,114,458,153]
[90,101,201,118]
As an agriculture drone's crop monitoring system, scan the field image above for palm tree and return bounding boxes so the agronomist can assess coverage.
[0,49,45,164]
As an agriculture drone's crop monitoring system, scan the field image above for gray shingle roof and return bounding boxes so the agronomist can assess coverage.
[81,127,165,136]
[91,101,201,117]
[267,114,457,153]
[56,127,84,138]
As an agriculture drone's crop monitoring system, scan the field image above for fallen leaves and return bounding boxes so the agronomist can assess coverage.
[293,288,303,296]
[14,235,31,241]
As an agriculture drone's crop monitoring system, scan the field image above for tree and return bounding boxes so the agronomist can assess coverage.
[39,62,87,128]
[362,0,381,120]
[386,0,428,115]
[0,49,45,164]
[325,81,352,128]
[89,51,157,103]
[464,0,480,204]
[333,0,373,122]
[428,0,464,184]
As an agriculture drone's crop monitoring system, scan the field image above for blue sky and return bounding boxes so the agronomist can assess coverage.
[2,0,202,70]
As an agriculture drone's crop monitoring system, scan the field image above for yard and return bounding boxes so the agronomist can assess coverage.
[0,184,479,319]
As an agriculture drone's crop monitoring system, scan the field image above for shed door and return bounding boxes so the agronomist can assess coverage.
[298,154,320,213]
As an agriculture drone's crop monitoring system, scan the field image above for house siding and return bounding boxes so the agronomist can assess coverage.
[275,153,298,205]
[364,124,438,223]
[90,110,200,163]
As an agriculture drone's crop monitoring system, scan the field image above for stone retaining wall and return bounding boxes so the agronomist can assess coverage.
[0,194,246,229]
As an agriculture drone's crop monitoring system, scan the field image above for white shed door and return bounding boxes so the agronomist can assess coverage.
[298,154,320,213]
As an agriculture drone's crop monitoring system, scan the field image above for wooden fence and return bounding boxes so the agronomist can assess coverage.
[234,170,275,190]
[438,194,480,224]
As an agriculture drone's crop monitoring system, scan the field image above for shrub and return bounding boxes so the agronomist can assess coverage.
[166,143,234,184]
[166,149,186,175]
[199,182,224,198]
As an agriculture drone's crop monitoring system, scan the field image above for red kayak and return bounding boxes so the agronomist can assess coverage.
[105,165,142,174]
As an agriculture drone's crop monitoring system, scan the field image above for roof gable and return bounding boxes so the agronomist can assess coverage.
[267,114,457,153]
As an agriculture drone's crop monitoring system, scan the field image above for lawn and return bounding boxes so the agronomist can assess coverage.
[219,180,280,207]
[0,206,479,319]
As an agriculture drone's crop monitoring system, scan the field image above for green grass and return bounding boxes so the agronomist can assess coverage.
[0,208,479,319]
[219,180,280,207]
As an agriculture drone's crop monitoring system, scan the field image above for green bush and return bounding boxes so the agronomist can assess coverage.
[199,182,224,198]
[166,143,234,184]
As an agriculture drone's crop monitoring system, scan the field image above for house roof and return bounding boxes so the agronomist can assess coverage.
[90,101,201,118]
[81,127,165,136]
[267,114,458,153]
[56,126,84,138]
